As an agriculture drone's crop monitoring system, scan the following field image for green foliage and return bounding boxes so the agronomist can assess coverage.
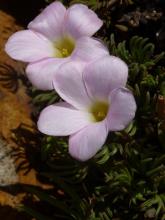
[40,136,88,183]
[109,35,165,83]
[20,206,53,220]
[30,88,59,112]
[45,0,133,9]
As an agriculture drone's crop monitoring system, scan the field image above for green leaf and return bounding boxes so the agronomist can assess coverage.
[20,205,53,220]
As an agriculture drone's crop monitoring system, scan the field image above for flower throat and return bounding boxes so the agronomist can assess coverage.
[54,36,75,58]
[90,101,109,122]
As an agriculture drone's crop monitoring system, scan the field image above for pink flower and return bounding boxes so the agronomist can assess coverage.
[38,56,137,161]
[5,1,108,90]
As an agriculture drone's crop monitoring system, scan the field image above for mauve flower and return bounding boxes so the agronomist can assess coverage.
[5,1,108,90]
[38,56,137,161]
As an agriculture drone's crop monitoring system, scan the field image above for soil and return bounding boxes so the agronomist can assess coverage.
[0,8,52,220]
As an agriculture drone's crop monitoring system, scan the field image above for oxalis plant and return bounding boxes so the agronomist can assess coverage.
[5,0,165,220]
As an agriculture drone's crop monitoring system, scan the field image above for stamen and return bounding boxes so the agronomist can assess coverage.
[90,101,109,122]
[54,36,75,58]
[62,48,69,57]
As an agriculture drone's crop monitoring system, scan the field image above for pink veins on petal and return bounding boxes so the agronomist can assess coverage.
[38,56,137,161]
[5,1,108,90]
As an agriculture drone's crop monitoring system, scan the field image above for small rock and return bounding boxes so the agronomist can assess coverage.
[0,139,18,186]
[144,208,156,218]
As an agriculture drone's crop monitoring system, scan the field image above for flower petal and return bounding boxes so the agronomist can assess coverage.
[63,4,103,39]
[72,37,109,62]
[5,30,54,62]
[83,56,128,101]
[53,61,92,110]
[38,102,92,136]
[107,88,136,131]
[28,2,66,41]
[69,121,108,161]
[26,57,69,90]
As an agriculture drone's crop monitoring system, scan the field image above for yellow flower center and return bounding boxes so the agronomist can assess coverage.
[90,101,109,122]
[54,36,75,58]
